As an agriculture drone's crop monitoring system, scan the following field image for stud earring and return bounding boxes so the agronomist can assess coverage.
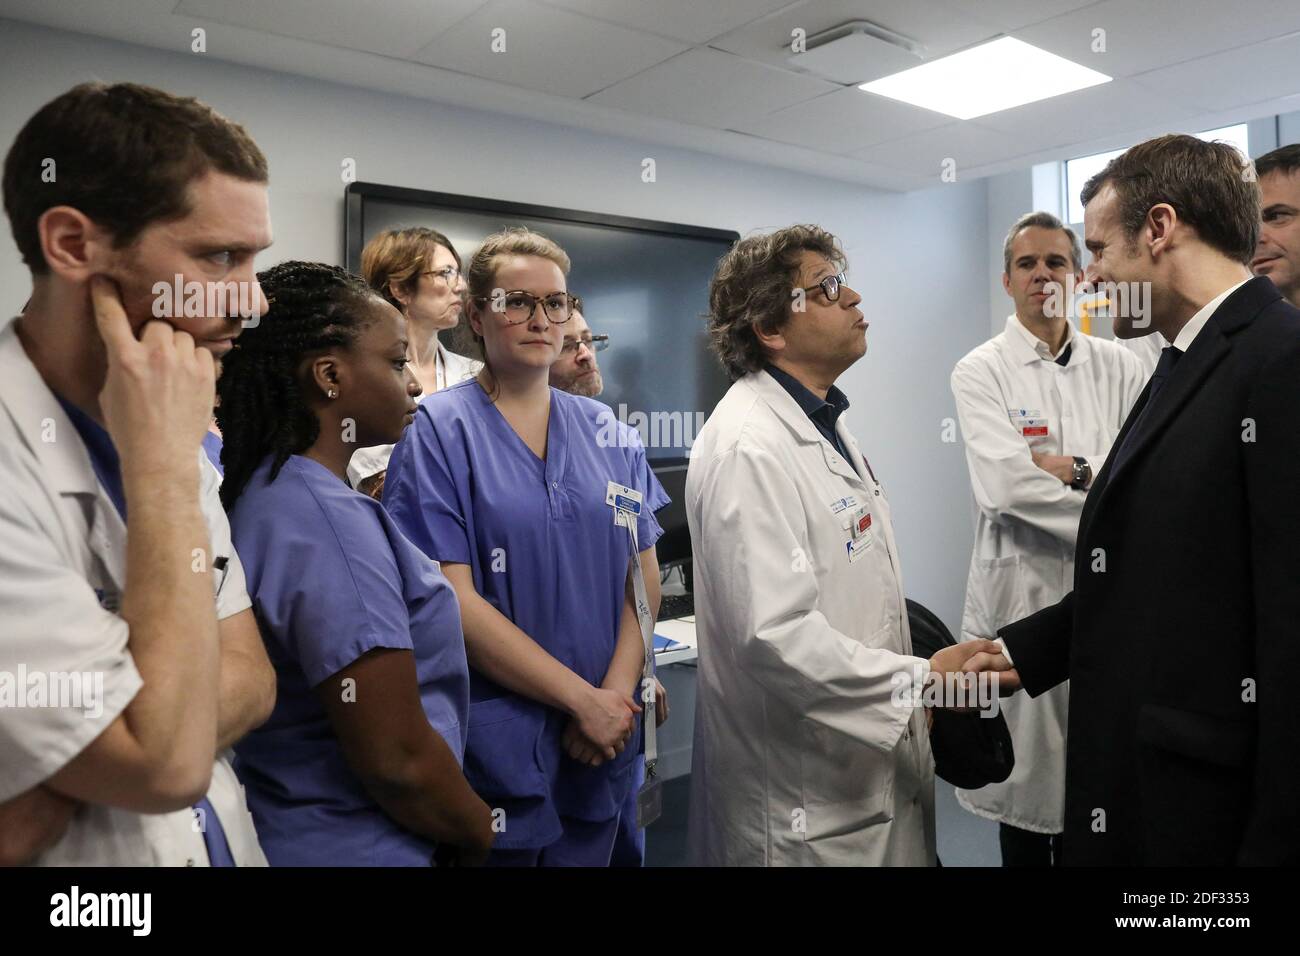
[327,388,338,399]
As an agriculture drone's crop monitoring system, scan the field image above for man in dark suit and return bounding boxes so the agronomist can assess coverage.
[967,134,1300,865]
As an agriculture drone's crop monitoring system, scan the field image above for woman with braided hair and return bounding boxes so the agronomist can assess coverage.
[382,229,669,866]
[216,260,494,865]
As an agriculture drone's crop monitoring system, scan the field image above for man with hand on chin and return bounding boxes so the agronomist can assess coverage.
[0,82,275,865]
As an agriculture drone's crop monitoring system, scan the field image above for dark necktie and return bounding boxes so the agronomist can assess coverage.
[1112,346,1183,472]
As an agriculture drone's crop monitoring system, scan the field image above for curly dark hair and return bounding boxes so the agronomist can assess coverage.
[706,225,845,380]
[216,261,378,510]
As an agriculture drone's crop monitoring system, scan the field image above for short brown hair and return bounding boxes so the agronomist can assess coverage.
[706,224,845,380]
[1079,134,1259,265]
[464,226,571,364]
[360,226,460,310]
[1254,143,1300,180]
[1003,211,1081,274]
[3,82,268,275]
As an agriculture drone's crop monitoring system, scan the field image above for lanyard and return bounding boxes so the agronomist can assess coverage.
[620,508,657,770]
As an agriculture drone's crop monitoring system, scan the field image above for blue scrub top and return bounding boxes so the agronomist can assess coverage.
[229,454,470,866]
[384,380,667,849]
[201,431,224,476]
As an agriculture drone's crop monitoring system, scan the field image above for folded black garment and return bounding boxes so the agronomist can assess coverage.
[905,598,1015,790]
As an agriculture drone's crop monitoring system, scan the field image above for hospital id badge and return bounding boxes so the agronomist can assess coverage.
[849,505,873,542]
[636,766,663,828]
[606,480,643,526]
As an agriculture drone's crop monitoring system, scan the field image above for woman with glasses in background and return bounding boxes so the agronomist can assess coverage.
[349,227,481,499]
[383,227,669,866]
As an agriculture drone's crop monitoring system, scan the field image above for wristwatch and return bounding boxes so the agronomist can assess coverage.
[1070,456,1091,490]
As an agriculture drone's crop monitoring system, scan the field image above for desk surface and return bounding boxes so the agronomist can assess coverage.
[654,616,697,666]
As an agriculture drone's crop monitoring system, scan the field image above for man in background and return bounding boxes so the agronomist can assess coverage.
[951,212,1145,865]
[1251,143,1300,307]
[548,296,606,397]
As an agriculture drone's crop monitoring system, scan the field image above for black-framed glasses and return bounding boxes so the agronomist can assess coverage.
[797,271,848,303]
[422,266,461,285]
[559,333,609,356]
[473,290,576,325]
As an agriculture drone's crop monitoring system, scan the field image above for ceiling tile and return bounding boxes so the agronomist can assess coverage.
[1135,32,1300,114]
[588,47,838,128]
[851,122,1018,175]
[974,77,1201,148]
[960,0,1106,31]
[712,0,999,73]
[732,86,953,154]
[536,0,794,44]
[174,0,485,58]
[1012,0,1300,79]
[411,0,687,98]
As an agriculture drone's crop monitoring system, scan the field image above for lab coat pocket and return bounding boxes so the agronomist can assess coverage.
[798,720,895,843]
[463,695,548,804]
[967,554,1028,637]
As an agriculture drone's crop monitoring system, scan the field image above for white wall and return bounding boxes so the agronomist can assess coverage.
[0,19,991,631]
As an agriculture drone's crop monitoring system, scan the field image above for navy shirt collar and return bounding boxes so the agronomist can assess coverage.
[764,362,850,431]
[54,393,127,521]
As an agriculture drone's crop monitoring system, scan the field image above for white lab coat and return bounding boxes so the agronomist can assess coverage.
[0,321,266,865]
[347,343,480,486]
[686,370,935,866]
[949,316,1146,833]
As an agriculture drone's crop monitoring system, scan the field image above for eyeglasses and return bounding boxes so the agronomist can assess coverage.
[422,266,461,285]
[797,271,849,303]
[559,333,609,356]
[472,290,577,325]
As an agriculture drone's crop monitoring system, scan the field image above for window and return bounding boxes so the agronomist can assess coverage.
[1065,123,1250,224]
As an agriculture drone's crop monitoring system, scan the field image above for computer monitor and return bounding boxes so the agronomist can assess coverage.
[344,182,736,462]
[651,459,691,587]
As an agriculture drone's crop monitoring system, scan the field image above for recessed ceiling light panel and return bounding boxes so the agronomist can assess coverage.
[859,36,1111,120]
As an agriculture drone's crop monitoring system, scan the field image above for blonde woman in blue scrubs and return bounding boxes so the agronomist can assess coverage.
[385,228,667,866]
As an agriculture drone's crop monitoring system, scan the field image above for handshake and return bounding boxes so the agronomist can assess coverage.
[924,639,1021,712]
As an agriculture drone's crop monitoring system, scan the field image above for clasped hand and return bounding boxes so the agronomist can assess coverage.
[562,680,664,767]
[925,639,1022,712]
